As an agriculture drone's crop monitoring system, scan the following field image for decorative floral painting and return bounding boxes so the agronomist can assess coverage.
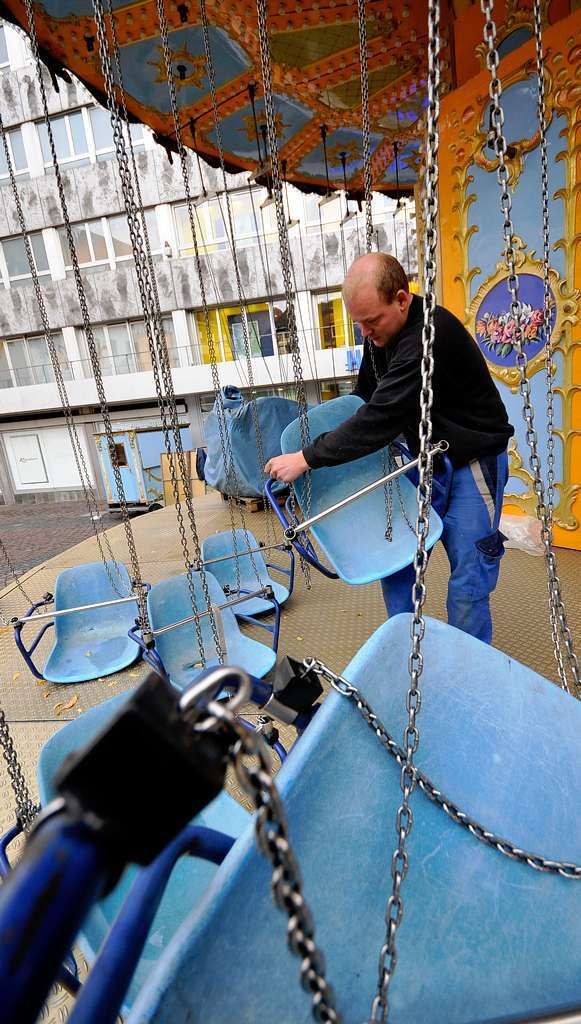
[474,272,556,367]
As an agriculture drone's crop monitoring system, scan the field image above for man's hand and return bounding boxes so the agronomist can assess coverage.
[265,451,309,483]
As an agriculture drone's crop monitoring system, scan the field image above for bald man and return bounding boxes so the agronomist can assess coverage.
[266,253,513,644]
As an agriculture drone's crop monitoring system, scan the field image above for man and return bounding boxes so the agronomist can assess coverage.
[266,252,514,645]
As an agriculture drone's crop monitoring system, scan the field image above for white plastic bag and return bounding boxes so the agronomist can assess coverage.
[500,513,544,556]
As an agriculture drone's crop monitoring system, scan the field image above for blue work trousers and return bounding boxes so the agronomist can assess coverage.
[380,451,509,645]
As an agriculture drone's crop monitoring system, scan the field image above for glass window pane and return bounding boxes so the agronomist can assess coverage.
[65,224,90,265]
[317,297,346,349]
[161,315,178,367]
[129,320,152,372]
[69,111,88,156]
[0,141,8,177]
[0,26,9,65]
[92,326,114,376]
[51,332,72,381]
[129,122,144,144]
[231,193,256,239]
[10,130,27,171]
[41,117,70,161]
[3,237,29,277]
[109,215,132,258]
[88,220,108,262]
[193,309,220,365]
[89,107,114,151]
[143,209,160,252]
[175,205,193,249]
[0,343,12,388]
[31,233,48,273]
[107,323,135,374]
[6,339,33,385]
[27,336,53,384]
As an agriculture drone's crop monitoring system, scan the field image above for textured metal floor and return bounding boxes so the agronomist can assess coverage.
[0,493,580,1022]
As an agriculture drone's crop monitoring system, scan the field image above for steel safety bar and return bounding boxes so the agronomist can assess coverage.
[150,587,273,638]
[193,541,292,570]
[11,592,145,627]
[282,440,450,541]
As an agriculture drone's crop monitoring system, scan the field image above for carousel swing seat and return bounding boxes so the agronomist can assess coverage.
[131,570,278,691]
[13,562,143,684]
[201,529,294,617]
[270,395,448,586]
[36,691,250,1012]
[127,614,581,1023]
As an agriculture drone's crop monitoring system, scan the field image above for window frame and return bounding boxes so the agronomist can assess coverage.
[312,290,359,351]
[0,230,50,287]
[0,25,11,69]
[0,330,70,387]
[187,299,280,366]
[76,315,176,377]
[37,108,91,170]
[0,126,28,181]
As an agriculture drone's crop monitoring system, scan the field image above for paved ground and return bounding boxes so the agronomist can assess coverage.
[0,501,115,589]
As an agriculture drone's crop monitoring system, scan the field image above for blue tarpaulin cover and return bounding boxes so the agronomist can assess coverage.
[203,386,300,498]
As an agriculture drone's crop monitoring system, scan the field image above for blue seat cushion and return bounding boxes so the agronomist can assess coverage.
[281,395,443,585]
[129,615,581,1023]
[202,529,289,617]
[43,562,141,684]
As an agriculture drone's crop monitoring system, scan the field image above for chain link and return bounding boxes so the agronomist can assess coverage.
[481,0,580,695]
[197,0,274,592]
[93,0,222,663]
[307,658,581,881]
[255,0,313,589]
[222,709,340,1022]
[0,705,39,830]
[357,0,373,252]
[24,0,150,630]
[0,109,128,601]
[370,3,441,1019]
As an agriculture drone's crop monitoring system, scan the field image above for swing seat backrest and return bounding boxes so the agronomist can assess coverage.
[43,562,141,684]
[147,570,276,690]
[201,529,290,616]
[129,614,581,1023]
[37,692,250,1011]
[281,395,444,585]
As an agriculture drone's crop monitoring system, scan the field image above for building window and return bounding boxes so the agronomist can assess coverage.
[58,210,161,273]
[319,378,354,402]
[174,189,270,257]
[314,292,357,350]
[188,302,276,366]
[0,127,28,180]
[1,231,49,287]
[76,316,176,377]
[38,110,90,169]
[88,107,145,162]
[0,331,70,387]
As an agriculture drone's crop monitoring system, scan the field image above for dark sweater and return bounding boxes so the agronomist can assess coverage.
[303,294,513,470]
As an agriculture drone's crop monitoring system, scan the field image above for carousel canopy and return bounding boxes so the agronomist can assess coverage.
[0,0,460,196]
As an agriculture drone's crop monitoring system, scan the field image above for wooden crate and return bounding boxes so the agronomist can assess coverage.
[161,451,206,504]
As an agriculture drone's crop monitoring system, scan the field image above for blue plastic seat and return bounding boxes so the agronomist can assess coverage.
[129,615,581,1023]
[37,691,250,1011]
[281,395,444,585]
[201,529,292,617]
[43,562,141,684]
[147,570,277,690]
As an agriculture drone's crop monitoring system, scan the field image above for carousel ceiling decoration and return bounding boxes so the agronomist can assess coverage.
[0,0,456,195]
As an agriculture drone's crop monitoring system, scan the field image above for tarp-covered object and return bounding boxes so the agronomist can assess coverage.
[203,386,299,498]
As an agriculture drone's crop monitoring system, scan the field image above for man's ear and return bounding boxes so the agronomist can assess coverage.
[396,289,410,311]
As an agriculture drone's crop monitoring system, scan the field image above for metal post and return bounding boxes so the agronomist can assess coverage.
[284,441,449,540]
[151,588,271,638]
[13,593,141,626]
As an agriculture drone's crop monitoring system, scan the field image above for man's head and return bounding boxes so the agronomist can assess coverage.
[342,253,412,348]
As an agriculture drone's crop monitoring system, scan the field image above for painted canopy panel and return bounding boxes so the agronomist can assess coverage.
[0,0,447,194]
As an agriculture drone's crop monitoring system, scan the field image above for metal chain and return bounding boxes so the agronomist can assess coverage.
[357,0,373,252]
[255,0,313,589]
[371,3,441,1020]
[532,0,572,691]
[0,536,37,613]
[93,0,221,664]
[155,0,254,600]
[197,0,273,591]
[23,0,150,630]
[223,710,340,1022]
[308,659,581,881]
[481,0,580,695]
[0,705,39,830]
[0,109,128,600]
